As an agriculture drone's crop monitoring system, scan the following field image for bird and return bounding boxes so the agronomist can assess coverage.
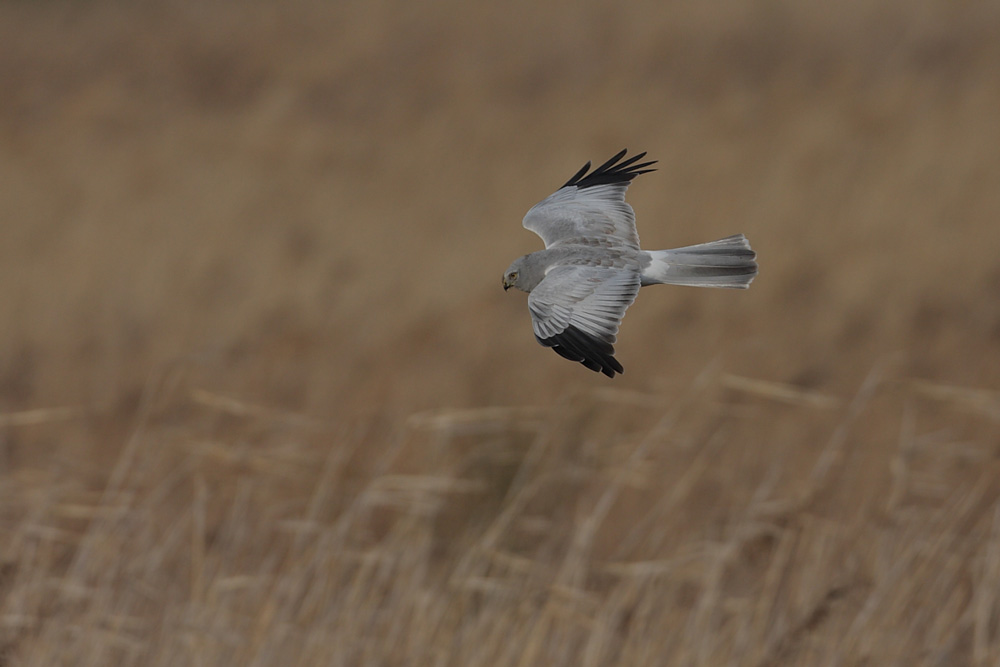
[502,149,757,378]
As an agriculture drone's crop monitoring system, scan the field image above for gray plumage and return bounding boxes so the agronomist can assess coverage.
[502,149,757,377]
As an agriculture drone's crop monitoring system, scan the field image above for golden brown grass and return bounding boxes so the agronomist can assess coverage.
[2,0,1000,664]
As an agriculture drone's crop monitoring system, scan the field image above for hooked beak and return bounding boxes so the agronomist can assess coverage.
[503,277,511,291]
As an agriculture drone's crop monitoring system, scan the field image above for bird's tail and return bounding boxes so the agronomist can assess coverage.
[641,234,757,289]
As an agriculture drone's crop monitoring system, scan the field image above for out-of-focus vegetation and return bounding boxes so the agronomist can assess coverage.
[2,1,1000,663]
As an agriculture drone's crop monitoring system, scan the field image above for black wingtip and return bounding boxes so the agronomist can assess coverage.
[561,149,658,190]
[536,326,624,378]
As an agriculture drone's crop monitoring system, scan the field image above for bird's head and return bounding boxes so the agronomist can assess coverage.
[502,258,526,292]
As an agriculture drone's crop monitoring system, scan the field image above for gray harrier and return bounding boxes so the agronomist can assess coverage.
[503,149,757,377]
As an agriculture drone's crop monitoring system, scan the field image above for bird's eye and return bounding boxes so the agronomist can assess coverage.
[510,272,518,281]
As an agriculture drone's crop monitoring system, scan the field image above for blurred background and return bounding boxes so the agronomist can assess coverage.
[2,0,1000,664]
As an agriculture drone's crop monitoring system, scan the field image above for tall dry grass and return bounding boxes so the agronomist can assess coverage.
[5,366,1000,664]
[2,0,1000,664]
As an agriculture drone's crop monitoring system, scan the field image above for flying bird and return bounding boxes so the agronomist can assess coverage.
[502,149,757,377]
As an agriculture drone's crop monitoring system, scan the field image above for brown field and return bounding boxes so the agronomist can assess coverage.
[3,1,1000,664]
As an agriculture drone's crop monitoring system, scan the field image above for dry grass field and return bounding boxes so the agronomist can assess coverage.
[2,0,1000,664]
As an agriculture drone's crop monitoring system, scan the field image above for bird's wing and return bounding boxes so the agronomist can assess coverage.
[527,265,641,377]
[523,149,656,251]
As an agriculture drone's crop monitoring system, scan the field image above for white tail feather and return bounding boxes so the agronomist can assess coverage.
[640,234,758,289]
